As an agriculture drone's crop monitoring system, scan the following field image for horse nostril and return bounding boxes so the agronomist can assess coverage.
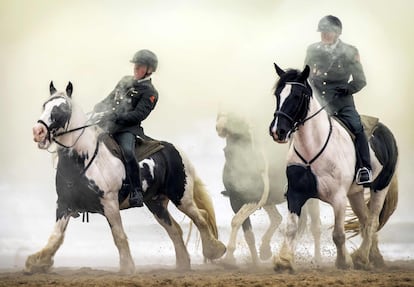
[277,129,286,138]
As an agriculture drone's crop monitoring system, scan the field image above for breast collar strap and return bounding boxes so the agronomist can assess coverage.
[293,115,332,166]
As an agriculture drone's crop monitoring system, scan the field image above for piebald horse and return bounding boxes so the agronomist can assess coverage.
[269,64,398,270]
[216,112,321,266]
[28,82,226,274]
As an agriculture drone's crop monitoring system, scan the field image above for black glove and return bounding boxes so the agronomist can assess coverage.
[334,84,352,97]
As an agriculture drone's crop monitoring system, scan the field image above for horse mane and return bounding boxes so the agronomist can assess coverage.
[274,68,302,90]
[274,68,313,98]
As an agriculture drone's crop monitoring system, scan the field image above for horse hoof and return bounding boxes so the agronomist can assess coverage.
[25,254,53,274]
[273,256,294,274]
[351,251,369,270]
[204,241,226,260]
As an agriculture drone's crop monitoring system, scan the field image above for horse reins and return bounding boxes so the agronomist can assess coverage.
[37,119,100,174]
[276,81,334,165]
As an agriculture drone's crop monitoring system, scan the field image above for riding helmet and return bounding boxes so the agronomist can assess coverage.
[317,15,342,34]
[130,49,158,72]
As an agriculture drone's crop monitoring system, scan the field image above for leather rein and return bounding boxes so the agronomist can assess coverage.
[276,81,333,166]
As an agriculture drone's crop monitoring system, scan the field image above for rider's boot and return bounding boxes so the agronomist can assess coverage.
[125,159,144,207]
[355,131,372,186]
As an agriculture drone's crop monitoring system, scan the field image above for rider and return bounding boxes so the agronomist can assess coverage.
[94,49,159,207]
[304,15,372,185]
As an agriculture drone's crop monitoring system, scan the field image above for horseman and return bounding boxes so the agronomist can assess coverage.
[94,49,159,207]
[304,15,372,185]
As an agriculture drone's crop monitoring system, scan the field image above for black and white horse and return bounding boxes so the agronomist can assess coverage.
[28,82,226,274]
[269,64,398,270]
[216,112,321,265]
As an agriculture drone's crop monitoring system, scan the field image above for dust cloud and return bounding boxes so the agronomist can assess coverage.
[0,0,413,271]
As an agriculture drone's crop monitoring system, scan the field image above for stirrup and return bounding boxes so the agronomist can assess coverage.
[356,167,372,185]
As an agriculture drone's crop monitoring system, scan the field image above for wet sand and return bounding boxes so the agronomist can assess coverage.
[1,260,413,287]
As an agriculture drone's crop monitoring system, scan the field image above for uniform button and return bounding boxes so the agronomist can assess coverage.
[338,65,341,68]
[324,72,327,76]
[322,91,326,94]
[116,101,119,105]
[323,82,326,85]
[120,96,123,100]
[112,107,115,111]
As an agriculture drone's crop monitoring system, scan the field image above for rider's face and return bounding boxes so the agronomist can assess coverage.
[320,31,338,45]
[133,64,149,80]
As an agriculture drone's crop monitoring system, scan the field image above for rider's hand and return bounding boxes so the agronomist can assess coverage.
[334,84,352,97]
[100,111,118,123]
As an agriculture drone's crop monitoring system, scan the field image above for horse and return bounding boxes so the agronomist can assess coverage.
[216,112,322,266]
[28,81,226,274]
[268,63,399,271]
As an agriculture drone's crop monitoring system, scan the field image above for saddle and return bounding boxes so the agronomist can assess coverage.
[99,133,164,162]
[332,114,379,140]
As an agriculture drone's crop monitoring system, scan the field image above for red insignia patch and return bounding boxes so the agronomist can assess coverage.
[149,95,155,103]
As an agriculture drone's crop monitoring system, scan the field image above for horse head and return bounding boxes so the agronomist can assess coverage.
[216,112,250,140]
[269,63,312,143]
[33,81,73,149]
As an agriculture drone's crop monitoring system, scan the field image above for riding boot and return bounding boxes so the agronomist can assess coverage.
[125,159,144,207]
[355,131,372,186]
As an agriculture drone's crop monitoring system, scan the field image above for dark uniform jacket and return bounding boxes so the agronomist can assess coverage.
[94,75,158,136]
[304,39,366,114]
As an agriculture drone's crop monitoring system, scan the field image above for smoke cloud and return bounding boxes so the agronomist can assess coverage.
[0,0,413,269]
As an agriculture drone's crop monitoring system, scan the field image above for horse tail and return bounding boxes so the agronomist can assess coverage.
[193,175,219,239]
[377,173,398,231]
[370,122,399,231]
[370,122,399,191]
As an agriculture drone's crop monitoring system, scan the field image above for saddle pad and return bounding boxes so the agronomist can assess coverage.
[100,133,164,162]
[332,114,379,140]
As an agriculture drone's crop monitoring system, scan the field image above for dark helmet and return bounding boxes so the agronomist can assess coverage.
[130,49,158,72]
[317,15,342,34]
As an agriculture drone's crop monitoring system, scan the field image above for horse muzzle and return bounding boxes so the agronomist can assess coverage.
[270,131,289,144]
[32,122,51,149]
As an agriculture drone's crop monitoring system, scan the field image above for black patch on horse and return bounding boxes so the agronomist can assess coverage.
[160,141,186,206]
[56,149,104,220]
[370,122,399,191]
[286,164,318,216]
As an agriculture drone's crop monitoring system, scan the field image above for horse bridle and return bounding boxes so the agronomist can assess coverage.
[275,81,333,166]
[37,96,97,149]
[274,81,312,134]
[275,81,330,134]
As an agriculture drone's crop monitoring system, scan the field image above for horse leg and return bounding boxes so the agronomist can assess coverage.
[352,188,388,270]
[273,212,299,273]
[25,215,70,273]
[103,201,135,274]
[260,205,282,261]
[331,197,352,269]
[306,199,322,264]
[223,202,259,264]
[242,219,259,265]
[148,199,191,270]
[178,201,227,261]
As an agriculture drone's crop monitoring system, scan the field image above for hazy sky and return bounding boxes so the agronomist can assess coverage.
[0,0,413,268]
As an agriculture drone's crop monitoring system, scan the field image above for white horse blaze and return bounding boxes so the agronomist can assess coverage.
[272,84,292,132]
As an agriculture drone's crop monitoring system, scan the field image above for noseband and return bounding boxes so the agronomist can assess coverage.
[37,97,96,149]
[274,81,311,133]
[275,81,333,166]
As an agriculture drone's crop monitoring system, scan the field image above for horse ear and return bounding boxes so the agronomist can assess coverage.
[66,81,73,98]
[299,65,310,82]
[49,81,57,95]
[274,63,285,77]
